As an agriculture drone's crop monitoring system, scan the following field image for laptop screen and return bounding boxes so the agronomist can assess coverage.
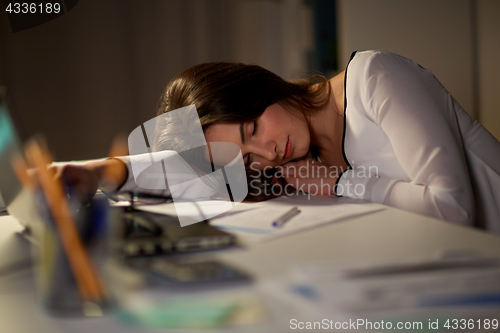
[0,90,23,210]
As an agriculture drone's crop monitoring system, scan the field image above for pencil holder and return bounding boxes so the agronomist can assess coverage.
[35,194,113,316]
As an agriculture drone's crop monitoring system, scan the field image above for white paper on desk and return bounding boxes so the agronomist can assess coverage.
[210,195,384,243]
[136,200,263,224]
[290,257,500,316]
[256,260,500,327]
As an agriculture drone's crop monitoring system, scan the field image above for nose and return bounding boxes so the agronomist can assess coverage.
[249,138,277,162]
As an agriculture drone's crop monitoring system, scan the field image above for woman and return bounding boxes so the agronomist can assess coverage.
[56,50,500,232]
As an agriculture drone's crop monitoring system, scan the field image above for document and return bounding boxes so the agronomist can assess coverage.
[136,199,264,226]
[288,255,500,318]
[136,194,384,243]
[209,195,384,243]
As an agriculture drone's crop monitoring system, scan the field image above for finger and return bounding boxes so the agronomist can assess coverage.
[61,165,99,202]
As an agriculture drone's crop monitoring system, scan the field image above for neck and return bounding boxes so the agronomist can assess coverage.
[308,71,345,149]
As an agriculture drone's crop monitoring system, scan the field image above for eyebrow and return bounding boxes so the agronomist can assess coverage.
[240,122,245,145]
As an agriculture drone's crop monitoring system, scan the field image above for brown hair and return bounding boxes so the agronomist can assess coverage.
[155,62,331,129]
[153,62,330,199]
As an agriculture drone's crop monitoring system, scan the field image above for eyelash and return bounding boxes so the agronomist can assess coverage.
[252,120,258,136]
[246,121,258,166]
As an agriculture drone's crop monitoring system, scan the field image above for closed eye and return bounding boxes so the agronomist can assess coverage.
[252,120,258,136]
[244,120,258,167]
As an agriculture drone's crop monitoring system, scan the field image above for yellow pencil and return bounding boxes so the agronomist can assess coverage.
[24,139,104,301]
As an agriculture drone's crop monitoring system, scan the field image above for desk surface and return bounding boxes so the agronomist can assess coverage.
[220,206,500,278]
[1,203,500,333]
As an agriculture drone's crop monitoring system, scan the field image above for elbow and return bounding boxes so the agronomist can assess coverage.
[446,206,473,226]
[433,190,474,227]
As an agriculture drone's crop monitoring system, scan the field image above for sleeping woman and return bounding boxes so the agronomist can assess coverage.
[53,50,500,233]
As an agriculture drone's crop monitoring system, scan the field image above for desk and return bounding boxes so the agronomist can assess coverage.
[1,202,500,333]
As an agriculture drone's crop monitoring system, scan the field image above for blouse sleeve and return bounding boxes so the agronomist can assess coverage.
[116,151,220,201]
[337,51,474,226]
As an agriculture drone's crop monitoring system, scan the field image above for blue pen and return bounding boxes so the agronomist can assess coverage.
[272,206,301,227]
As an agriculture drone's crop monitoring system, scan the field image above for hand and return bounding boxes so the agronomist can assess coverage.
[277,158,340,195]
[49,159,127,202]
[49,164,99,202]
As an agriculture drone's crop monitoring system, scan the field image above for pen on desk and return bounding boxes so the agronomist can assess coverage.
[272,206,301,227]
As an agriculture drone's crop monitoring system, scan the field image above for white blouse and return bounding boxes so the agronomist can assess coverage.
[336,50,500,231]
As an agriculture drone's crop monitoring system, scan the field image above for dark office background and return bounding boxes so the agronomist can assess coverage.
[0,0,323,160]
[1,0,499,161]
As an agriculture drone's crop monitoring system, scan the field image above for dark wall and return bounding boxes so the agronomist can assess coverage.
[0,0,237,160]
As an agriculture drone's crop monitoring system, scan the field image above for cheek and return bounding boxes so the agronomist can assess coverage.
[293,125,310,149]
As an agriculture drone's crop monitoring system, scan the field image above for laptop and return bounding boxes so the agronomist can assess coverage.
[0,87,46,241]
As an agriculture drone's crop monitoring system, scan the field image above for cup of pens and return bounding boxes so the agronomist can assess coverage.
[14,139,113,316]
[36,196,113,316]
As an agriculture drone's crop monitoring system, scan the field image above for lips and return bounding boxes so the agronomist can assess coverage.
[283,137,292,160]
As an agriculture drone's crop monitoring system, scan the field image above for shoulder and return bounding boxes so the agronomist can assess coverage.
[344,51,391,102]
[351,50,431,81]
[347,50,434,101]
[349,50,420,75]
[345,51,436,122]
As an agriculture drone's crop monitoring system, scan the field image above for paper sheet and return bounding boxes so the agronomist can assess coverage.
[136,199,264,222]
[136,194,384,243]
[257,256,500,326]
[290,256,500,316]
[209,195,385,243]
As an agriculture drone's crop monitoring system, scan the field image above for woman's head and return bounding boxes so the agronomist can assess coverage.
[154,62,330,170]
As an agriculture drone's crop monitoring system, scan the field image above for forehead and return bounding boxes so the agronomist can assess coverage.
[204,123,245,166]
[205,123,242,146]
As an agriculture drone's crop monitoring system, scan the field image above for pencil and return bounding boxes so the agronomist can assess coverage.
[25,139,105,301]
